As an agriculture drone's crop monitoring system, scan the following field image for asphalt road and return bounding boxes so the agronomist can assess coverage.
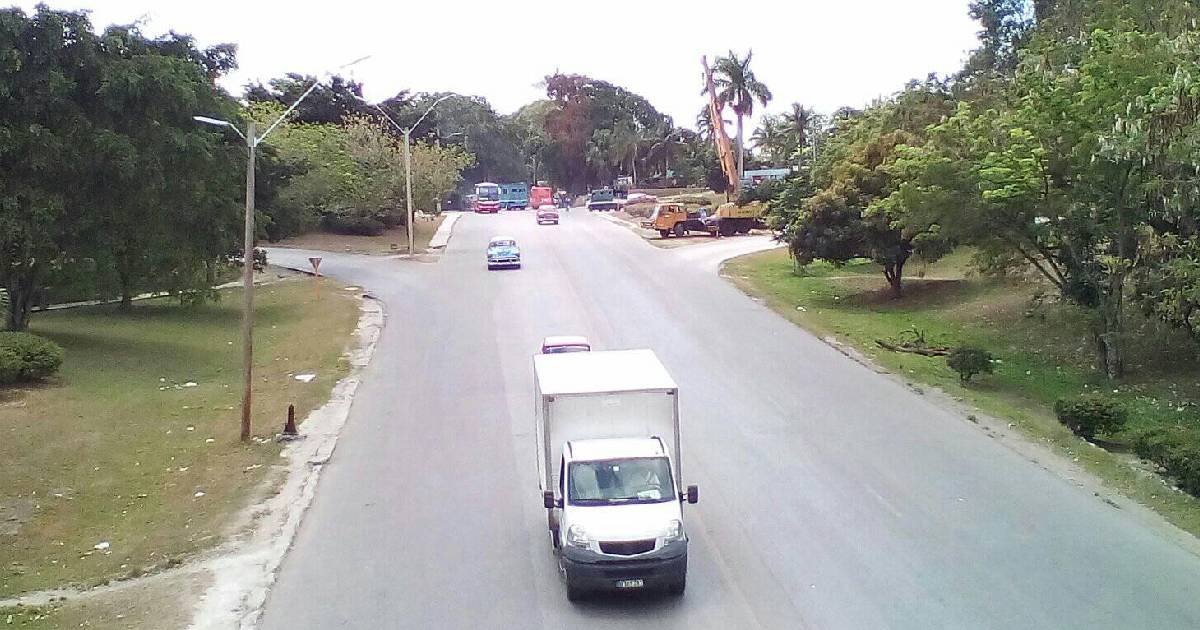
[261,210,1200,630]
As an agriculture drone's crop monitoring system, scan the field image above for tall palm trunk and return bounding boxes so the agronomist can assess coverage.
[736,115,744,178]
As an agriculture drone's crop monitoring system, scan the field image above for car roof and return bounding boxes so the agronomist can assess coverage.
[489,236,517,244]
[567,437,666,462]
[543,335,589,347]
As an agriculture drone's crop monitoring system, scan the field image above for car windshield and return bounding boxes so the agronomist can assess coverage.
[490,240,515,248]
[568,457,675,505]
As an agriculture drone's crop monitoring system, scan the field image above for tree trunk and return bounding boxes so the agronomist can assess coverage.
[882,256,906,298]
[116,257,135,311]
[1094,274,1126,380]
[5,271,36,331]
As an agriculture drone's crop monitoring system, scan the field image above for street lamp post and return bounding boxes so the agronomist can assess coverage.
[364,95,452,254]
[194,57,367,441]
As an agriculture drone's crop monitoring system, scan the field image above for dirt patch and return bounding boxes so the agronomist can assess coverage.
[0,500,34,537]
[272,215,443,256]
[844,278,973,308]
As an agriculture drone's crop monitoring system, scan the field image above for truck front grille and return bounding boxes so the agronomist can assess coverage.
[599,539,656,556]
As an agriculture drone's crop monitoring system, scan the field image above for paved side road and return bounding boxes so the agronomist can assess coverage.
[260,211,1200,630]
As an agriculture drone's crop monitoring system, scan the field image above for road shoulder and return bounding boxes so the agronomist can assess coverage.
[722,249,1200,553]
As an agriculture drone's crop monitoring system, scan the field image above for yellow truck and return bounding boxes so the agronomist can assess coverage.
[706,202,766,236]
[640,202,765,238]
[640,203,710,237]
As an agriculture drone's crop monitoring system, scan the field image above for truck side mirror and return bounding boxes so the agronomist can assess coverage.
[686,485,699,504]
[543,490,558,509]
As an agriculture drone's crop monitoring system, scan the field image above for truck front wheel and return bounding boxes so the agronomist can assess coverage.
[659,229,671,238]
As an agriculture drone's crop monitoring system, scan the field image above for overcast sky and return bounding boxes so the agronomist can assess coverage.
[19,0,981,130]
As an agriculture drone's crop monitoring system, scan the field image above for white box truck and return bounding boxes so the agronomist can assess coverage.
[534,349,698,601]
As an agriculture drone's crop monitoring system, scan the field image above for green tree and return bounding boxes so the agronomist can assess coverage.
[711,50,773,178]
[0,7,100,329]
[406,93,524,187]
[886,24,1200,378]
[249,101,358,234]
[510,99,556,183]
[89,25,242,308]
[751,115,791,166]
[542,73,672,192]
[780,81,954,297]
[245,73,370,125]
[409,141,475,213]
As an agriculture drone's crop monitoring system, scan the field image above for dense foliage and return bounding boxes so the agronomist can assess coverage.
[1134,427,1200,494]
[0,7,243,329]
[765,0,1200,378]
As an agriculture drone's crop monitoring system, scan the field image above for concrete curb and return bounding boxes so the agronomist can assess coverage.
[30,277,268,313]
[428,212,461,249]
[186,296,385,630]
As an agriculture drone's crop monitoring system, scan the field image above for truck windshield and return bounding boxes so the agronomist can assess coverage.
[568,457,675,505]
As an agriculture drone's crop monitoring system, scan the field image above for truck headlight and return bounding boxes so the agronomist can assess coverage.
[566,525,592,549]
[663,519,685,543]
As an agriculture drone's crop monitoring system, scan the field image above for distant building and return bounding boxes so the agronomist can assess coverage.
[741,168,792,188]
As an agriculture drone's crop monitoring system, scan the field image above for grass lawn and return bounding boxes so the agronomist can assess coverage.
[272,214,444,255]
[0,277,361,598]
[725,248,1200,537]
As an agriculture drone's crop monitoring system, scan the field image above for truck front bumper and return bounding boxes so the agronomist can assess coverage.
[560,540,687,592]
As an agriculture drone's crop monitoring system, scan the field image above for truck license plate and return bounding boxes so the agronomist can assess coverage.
[615,579,644,589]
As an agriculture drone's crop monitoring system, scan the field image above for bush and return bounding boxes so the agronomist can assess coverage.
[1134,427,1200,495]
[737,179,785,205]
[947,346,994,384]
[376,212,406,228]
[0,332,64,384]
[1054,393,1127,441]
[320,214,386,236]
[624,204,655,219]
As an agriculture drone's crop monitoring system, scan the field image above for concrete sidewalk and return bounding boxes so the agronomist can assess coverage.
[428,212,462,249]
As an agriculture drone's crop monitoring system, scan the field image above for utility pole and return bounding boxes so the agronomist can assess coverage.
[194,55,368,441]
[240,121,256,441]
[404,129,415,254]
[362,95,453,254]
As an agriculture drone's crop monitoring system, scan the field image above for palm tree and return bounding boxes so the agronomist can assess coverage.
[694,105,729,142]
[782,103,814,155]
[648,127,688,178]
[751,115,789,165]
[711,50,773,178]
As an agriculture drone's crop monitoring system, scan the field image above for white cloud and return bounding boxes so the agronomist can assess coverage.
[20,0,980,129]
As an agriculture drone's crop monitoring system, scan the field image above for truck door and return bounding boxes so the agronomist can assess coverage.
[550,457,565,547]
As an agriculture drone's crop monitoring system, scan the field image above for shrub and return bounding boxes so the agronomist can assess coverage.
[320,214,386,236]
[0,332,64,384]
[376,212,406,228]
[737,179,784,205]
[1054,393,1127,441]
[624,204,655,219]
[947,346,994,384]
[1134,427,1200,495]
